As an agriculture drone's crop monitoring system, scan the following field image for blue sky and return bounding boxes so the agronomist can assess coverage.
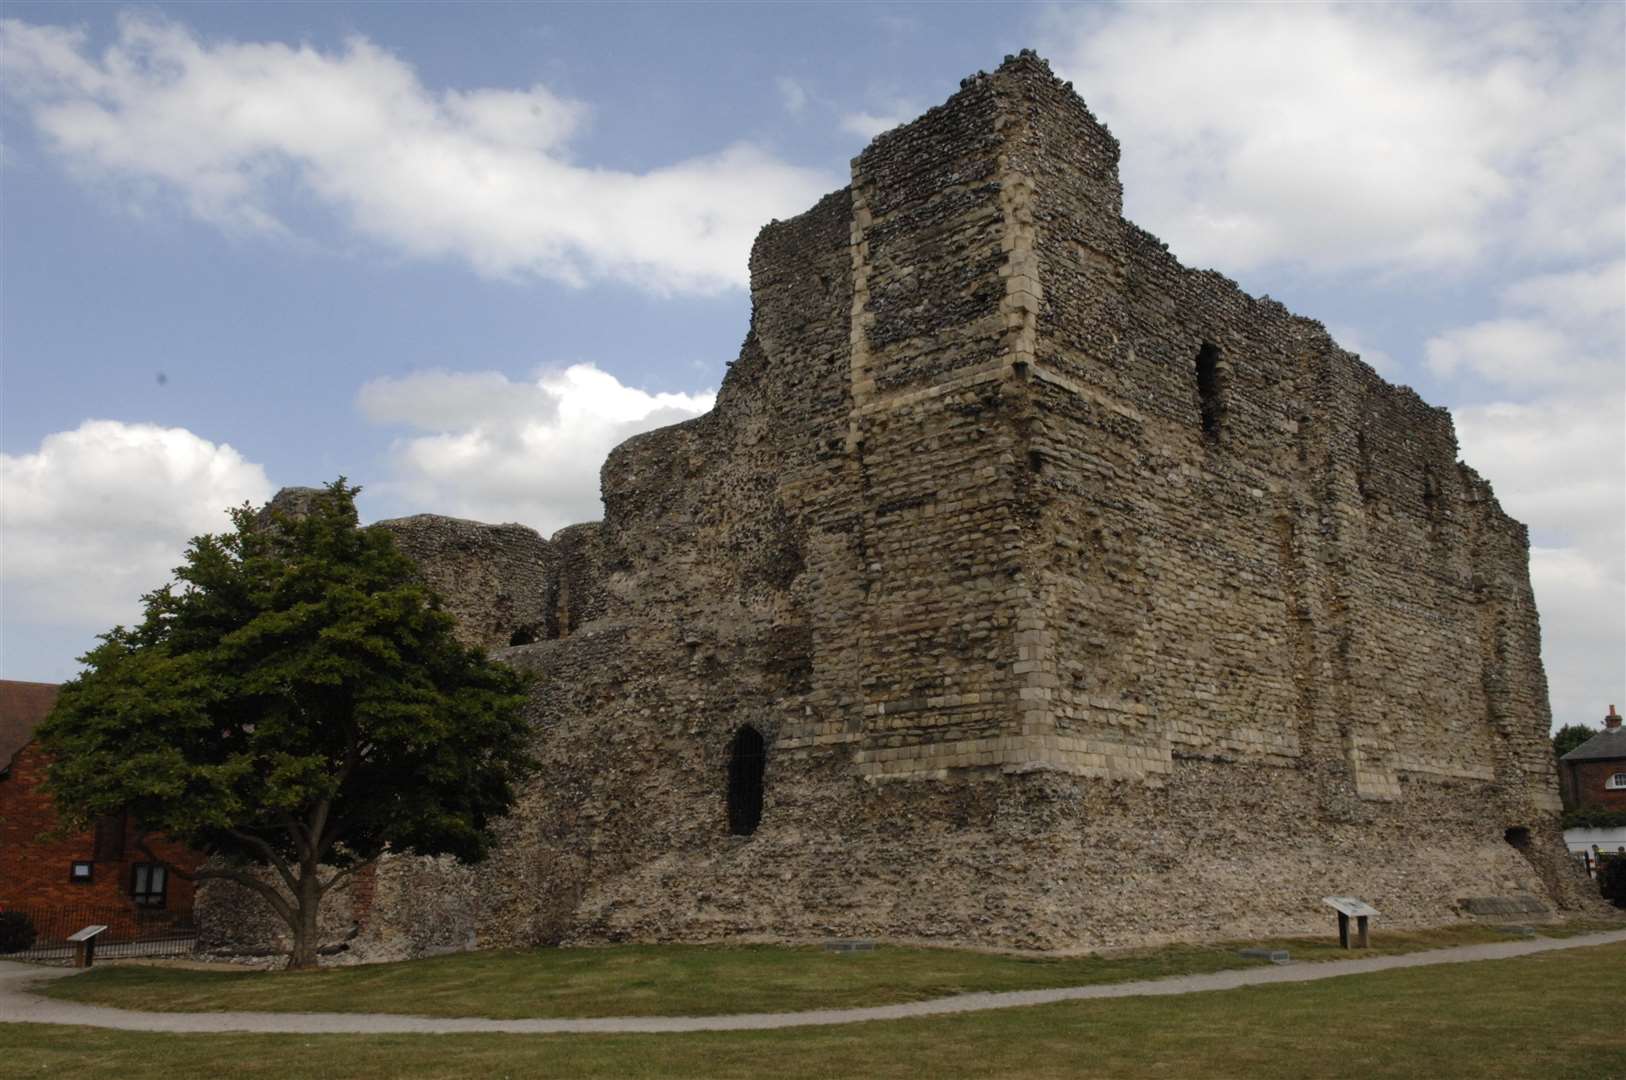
[2,2,1621,730]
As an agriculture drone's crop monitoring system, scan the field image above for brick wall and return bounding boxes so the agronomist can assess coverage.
[1567,759,1626,810]
[0,740,202,935]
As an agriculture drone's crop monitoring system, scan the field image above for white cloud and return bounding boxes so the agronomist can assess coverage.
[1527,546,1624,728]
[1501,259,1625,329]
[1427,259,1625,390]
[1425,319,1579,388]
[776,76,808,115]
[0,420,273,631]
[1039,3,1625,275]
[360,364,714,533]
[1327,325,1399,380]
[1447,256,1625,729]
[0,14,836,294]
[840,104,917,141]
[1454,400,1623,572]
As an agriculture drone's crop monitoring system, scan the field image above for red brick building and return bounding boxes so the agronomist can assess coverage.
[1559,705,1626,812]
[0,679,204,936]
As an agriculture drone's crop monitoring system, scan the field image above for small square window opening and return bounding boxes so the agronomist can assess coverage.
[69,860,94,883]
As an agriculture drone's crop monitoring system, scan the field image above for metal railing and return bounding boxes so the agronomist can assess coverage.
[0,902,197,964]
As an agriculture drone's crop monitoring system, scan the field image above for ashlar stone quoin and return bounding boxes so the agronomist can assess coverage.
[204,52,1598,961]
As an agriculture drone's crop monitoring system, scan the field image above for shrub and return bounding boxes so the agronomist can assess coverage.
[0,911,36,954]
[1600,857,1626,909]
[1561,806,1626,830]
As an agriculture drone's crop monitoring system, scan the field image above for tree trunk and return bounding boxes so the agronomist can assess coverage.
[287,869,323,970]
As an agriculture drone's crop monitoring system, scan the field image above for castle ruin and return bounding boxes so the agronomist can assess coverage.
[207,52,1594,959]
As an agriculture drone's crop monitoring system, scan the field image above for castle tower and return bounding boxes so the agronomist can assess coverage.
[231,53,1589,960]
[834,53,1562,828]
[843,53,1136,780]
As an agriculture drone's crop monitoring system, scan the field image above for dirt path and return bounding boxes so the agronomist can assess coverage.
[3,930,1623,1035]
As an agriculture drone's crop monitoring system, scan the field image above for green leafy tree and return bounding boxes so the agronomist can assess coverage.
[1553,723,1597,761]
[39,481,532,969]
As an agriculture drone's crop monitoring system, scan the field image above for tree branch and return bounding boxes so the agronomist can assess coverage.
[132,835,194,883]
[277,810,310,859]
[318,804,366,855]
[318,855,379,897]
[224,827,300,894]
[310,718,364,854]
[307,795,333,864]
[135,836,299,949]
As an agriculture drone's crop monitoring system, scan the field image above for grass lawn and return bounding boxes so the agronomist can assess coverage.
[36,920,1619,1020]
[6,943,1623,1079]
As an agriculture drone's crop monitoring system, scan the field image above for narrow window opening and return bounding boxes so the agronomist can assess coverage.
[1504,826,1530,850]
[1027,449,1045,474]
[726,725,766,837]
[1355,430,1372,501]
[1195,344,1224,441]
[1423,468,1445,539]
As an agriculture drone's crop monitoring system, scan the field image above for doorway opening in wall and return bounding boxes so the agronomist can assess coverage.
[727,725,766,836]
[1504,826,1530,850]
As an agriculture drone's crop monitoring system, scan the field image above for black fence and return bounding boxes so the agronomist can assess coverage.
[0,903,197,964]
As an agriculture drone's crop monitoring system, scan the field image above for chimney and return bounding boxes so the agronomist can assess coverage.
[1607,705,1622,732]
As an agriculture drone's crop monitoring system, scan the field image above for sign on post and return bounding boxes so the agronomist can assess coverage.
[1322,897,1378,949]
[67,924,108,968]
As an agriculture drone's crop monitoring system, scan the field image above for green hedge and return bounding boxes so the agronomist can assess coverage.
[1560,806,1626,830]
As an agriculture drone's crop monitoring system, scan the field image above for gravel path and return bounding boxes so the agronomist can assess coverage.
[3,930,1623,1035]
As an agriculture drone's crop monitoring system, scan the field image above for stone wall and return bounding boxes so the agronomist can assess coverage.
[210,52,1600,961]
[197,854,480,964]
[373,515,552,651]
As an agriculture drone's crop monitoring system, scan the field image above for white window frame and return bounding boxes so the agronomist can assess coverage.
[1607,772,1626,790]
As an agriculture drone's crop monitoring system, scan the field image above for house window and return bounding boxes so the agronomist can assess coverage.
[1607,772,1626,790]
[131,863,168,908]
[69,861,94,883]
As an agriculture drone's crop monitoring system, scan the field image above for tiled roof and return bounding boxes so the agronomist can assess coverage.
[0,679,59,771]
[1560,727,1626,763]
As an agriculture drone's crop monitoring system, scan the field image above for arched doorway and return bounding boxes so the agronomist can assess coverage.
[727,726,765,836]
